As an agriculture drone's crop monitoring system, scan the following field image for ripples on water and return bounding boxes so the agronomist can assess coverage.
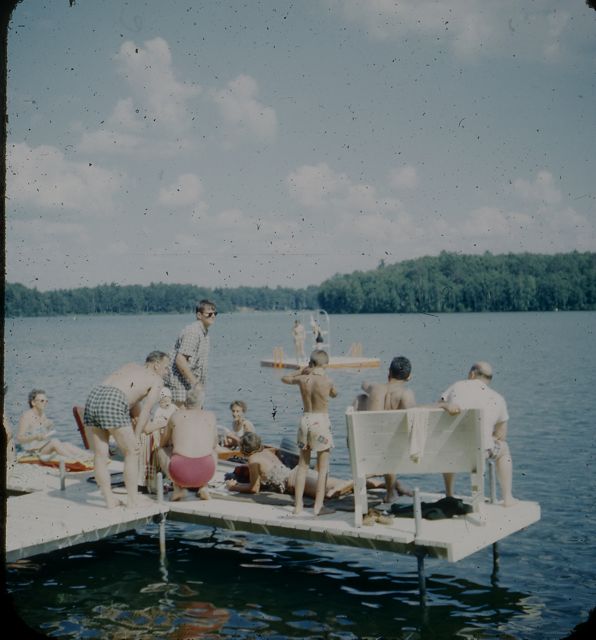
[5,311,596,638]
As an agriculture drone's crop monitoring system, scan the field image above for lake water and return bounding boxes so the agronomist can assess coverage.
[4,311,596,639]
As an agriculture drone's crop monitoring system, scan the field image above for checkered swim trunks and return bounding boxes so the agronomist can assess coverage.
[83,385,131,430]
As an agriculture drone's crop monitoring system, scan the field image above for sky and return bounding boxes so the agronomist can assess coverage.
[5,0,596,291]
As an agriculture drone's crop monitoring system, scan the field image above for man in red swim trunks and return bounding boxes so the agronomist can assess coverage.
[150,386,218,501]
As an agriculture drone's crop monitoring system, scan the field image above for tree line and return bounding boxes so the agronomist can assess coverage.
[318,251,596,313]
[4,282,319,317]
[4,251,594,317]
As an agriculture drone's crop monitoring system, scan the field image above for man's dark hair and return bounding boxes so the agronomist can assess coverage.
[389,356,411,381]
[196,299,216,314]
[145,350,168,364]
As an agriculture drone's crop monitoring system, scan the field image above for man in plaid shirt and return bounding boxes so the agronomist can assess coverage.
[166,299,217,406]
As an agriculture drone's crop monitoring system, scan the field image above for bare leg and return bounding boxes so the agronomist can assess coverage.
[384,474,398,502]
[495,441,517,506]
[91,428,123,508]
[111,426,140,508]
[41,439,91,461]
[197,486,210,500]
[443,472,455,497]
[294,449,310,514]
[325,477,353,499]
[313,450,329,515]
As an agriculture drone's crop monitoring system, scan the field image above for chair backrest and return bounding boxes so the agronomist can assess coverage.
[346,406,485,526]
[72,405,91,450]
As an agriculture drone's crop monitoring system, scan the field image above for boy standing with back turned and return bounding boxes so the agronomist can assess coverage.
[282,350,337,516]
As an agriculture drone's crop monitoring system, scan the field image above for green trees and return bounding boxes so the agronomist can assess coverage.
[317,251,595,314]
[3,282,319,317]
[4,252,594,317]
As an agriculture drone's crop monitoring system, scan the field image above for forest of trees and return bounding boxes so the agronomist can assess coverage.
[4,282,319,317]
[4,252,595,317]
[318,251,596,313]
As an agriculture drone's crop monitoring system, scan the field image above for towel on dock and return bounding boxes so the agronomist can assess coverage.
[17,453,94,472]
[407,408,429,463]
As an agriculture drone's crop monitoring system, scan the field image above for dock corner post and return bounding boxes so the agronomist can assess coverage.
[59,459,66,490]
[156,472,167,560]
[491,542,500,585]
[413,487,422,537]
[415,549,427,608]
[488,458,497,504]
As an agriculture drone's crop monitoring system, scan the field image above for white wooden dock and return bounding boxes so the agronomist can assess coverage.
[6,462,540,565]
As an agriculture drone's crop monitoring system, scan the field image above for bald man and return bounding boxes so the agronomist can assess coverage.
[438,361,517,507]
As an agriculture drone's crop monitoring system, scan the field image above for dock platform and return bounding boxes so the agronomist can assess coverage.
[6,463,539,565]
[260,356,381,369]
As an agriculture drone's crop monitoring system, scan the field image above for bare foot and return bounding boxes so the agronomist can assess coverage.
[384,491,398,503]
[171,487,187,501]
[314,505,336,517]
[293,503,303,515]
[197,487,210,500]
[502,496,518,507]
[105,496,126,509]
[326,479,353,499]
[395,480,413,497]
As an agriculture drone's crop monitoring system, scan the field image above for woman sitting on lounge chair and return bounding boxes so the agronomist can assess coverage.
[225,433,354,499]
[17,389,91,461]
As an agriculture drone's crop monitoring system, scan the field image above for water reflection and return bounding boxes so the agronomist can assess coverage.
[7,527,537,639]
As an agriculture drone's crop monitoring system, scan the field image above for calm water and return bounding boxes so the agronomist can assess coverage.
[4,311,596,639]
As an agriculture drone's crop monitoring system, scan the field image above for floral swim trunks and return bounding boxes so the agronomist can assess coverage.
[83,385,131,430]
[297,412,334,452]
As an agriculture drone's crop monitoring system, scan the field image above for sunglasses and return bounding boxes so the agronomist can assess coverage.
[203,311,218,318]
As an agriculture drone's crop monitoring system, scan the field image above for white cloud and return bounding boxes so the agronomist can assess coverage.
[78,129,143,155]
[287,162,404,219]
[158,174,204,207]
[327,0,579,61]
[286,163,348,208]
[7,142,124,213]
[388,165,419,190]
[114,37,201,130]
[210,74,277,143]
[512,171,562,206]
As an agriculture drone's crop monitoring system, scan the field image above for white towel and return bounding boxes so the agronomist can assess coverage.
[408,409,429,463]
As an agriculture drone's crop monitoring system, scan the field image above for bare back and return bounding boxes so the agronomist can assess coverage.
[361,380,415,411]
[170,408,217,458]
[103,363,163,407]
[289,369,337,413]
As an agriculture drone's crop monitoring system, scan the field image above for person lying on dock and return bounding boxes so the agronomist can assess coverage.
[225,432,353,501]
[222,400,255,448]
[17,389,91,462]
[147,387,218,501]
[83,351,170,508]
[438,361,517,507]
[281,349,337,516]
[352,356,416,502]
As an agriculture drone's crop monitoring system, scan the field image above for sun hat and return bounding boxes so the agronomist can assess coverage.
[278,436,300,457]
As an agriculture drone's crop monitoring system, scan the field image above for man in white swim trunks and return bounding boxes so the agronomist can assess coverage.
[83,351,169,508]
[281,350,337,516]
[438,361,517,507]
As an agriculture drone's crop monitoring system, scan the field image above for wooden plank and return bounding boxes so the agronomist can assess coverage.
[260,356,381,370]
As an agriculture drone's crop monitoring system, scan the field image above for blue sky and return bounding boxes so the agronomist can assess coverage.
[6,0,596,291]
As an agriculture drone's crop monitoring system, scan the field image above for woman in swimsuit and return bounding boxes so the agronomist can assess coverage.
[225,432,353,498]
[223,400,255,448]
[17,389,91,461]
